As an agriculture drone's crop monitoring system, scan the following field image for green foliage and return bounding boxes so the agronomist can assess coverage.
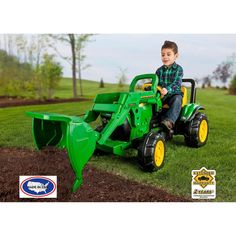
[229,74,236,95]
[0,77,129,99]
[0,49,63,99]
[0,49,34,96]
[34,54,63,99]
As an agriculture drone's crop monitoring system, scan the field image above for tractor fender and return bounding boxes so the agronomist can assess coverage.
[180,103,205,122]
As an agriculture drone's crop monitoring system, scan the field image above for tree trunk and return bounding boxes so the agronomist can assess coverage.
[69,34,77,98]
[78,51,83,96]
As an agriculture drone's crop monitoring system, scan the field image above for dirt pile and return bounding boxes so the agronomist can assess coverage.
[0,148,190,202]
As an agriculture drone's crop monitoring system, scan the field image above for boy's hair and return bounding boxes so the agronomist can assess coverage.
[161,40,178,54]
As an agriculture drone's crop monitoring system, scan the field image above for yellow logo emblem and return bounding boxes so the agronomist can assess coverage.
[192,167,214,188]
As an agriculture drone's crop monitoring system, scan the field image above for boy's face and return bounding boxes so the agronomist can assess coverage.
[161,48,178,67]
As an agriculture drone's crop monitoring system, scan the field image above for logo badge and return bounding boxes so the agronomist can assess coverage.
[19,176,57,198]
[192,167,216,199]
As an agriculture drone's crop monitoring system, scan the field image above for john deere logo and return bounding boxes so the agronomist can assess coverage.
[192,167,216,199]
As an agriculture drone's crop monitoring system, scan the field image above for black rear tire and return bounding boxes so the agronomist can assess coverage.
[138,132,166,172]
[184,112,209,147]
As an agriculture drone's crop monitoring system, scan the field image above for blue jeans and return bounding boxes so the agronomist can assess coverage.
[162,94,182,124]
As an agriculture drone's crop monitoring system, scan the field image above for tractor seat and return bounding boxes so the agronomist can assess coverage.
[142,83,187,108]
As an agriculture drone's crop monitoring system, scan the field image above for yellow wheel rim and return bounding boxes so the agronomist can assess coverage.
[154,140,165,167]
[199,120,208,143]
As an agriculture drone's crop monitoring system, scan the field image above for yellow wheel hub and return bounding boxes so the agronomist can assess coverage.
[154,140,165,167]
[199,119,208,142]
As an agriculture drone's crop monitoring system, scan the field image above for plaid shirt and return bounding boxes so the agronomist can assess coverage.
[155,62,183,97]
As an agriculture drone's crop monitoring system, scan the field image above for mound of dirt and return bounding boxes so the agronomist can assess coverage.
[0,148,190,202]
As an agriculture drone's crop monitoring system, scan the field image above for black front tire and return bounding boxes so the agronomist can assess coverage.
[138,132,166,172]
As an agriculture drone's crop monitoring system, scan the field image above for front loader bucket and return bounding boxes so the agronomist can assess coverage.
[27,112,99,192]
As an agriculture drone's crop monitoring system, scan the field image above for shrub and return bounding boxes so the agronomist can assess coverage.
[229,74,236,95]
[35,54,63,99]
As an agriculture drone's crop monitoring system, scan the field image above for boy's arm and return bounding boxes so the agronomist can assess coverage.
[155,68,160,85]
[155,68,165,89]
[166,66,183,94]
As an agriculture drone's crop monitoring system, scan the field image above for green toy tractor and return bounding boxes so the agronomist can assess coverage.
[27,74,209,192]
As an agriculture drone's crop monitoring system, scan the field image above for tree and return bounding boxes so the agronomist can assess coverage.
[36,54,63,99]
[0,49,34,96]
[0,49,20,95]
[0,35,60,98]
[49,34,77,97]
[99,77,104,88]
[0,35,14,55]
[27,34,51,68]
[14,34,28,63]
[68,34,77,98]
[117,68,128,87]
[1,34,50,67]
[75,34,93,96]
[212,61,233,87]
[229,74,236,95]
[202,75,212,88]
[50,34,93,98]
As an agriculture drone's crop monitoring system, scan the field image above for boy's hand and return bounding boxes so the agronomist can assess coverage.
[161,88,168,96]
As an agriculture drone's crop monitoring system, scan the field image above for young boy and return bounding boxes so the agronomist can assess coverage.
[155,40,183,131]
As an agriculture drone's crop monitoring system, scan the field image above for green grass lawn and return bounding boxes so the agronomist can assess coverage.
[1,86,236,201]
[0,77,128,99]
[55,78,129,99]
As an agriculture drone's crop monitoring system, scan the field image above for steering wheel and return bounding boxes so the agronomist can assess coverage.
[142,83,164,99]
[157,86,164,99]
[129,74,158,93]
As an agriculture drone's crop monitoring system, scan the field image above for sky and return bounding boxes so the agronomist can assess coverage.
[0,34,235,86]
[59,34,236,85]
